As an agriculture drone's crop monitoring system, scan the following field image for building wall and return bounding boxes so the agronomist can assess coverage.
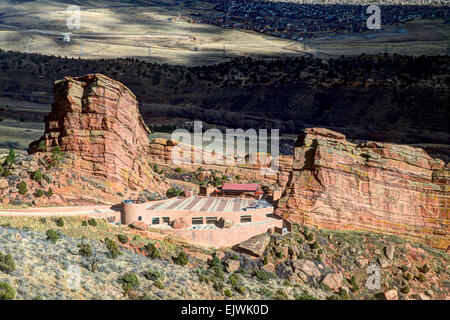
[122,198,273,225]
[162,218,284,248]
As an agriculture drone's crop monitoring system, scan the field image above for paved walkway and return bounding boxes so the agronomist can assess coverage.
[0,204,120,216]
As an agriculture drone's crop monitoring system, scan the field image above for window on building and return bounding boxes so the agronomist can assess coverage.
[152,217,160,225]
[138,216,143,221]
[206,217,218,224]
[107,216,115,223]
[192,217,203,225]
[240,215,252,223]
[162,217,170,224]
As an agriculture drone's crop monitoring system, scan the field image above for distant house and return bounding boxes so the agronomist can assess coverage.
[62,33,72,42]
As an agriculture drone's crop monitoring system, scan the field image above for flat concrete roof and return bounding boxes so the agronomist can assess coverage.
[146,197,258,213]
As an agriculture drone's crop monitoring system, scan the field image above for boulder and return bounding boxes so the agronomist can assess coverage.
[385,245,395,260]
[129,221,148,231]
[0,178,8,189]
[415,293,430,301]
[321,272,343,292]
[378,257,390,268]
[261,262,275,273]
[292,259,321,278]
[288,245,300,257]
[235,234,270,257]
[355,258,368,268]
[383,289,398,300]
[225,259,240,273]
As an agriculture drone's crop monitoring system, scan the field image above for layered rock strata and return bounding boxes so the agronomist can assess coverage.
[28,73,166,194]
[276,128,449,249]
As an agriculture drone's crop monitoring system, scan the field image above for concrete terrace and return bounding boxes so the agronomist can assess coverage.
[146,197,258,213]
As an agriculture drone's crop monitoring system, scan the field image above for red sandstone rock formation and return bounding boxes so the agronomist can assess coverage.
[276,128,449,249]
[28,74,167,194]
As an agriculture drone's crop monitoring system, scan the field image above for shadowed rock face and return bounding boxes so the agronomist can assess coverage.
[276,127,449,250]
[28,73,166,194]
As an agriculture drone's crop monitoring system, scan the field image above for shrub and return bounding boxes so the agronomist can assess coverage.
[311,241,319,249]
[0,252,15,274]
[254,270,269,283]
[117,234,128,244]
[35,189,44,197]
[198,273,209,284]
[88,219,97,227]
[229,273,241,287]
[235,175,240,180]
[211,265,224,282]
[294,290,318,300]
[418,264,430,274]
[54,217,64,227]
[305,233,314,241]
[39,217,47,224]
[283,280,292,287]
[349,275,360,292]
[263,256,268,265]
[33,170,43,183]
[50,146,64,167]
[401,285,410,294]
[18,181,28,195]
[143,270,163,281]
[415,273,426,283]
[234,286,246,295]
[81,220,88,227]
[403,272,412,281]
[46,229,60,243]
[154,280,164,289]
[212,279,224,292]
[174,167,182,172]
[77,242,93,258]
[144,242,161,259]
[224,289,232,297]
[174,251,188,266]
[0,281,15,300]
[105,238,121,259]
[37,141,46,152]
[2,168,11,177]
[119,273,140,294]
[274,289,289,300]
[208,254,222,270]
[3,149,16,166]
[166,187,185,198]
[47,187,54,197]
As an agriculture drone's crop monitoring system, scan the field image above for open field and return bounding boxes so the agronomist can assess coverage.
[0,1,448,66]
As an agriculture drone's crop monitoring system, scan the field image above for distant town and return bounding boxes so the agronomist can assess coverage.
[184,0,449,40]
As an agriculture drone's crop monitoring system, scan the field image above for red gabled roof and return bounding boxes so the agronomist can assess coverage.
[222,183,260,192]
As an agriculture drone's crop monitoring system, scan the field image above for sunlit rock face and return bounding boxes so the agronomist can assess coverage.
[29,73,166,194]
[276,127,449,250]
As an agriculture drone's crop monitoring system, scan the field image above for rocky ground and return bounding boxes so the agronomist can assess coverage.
[0,217,448,300]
